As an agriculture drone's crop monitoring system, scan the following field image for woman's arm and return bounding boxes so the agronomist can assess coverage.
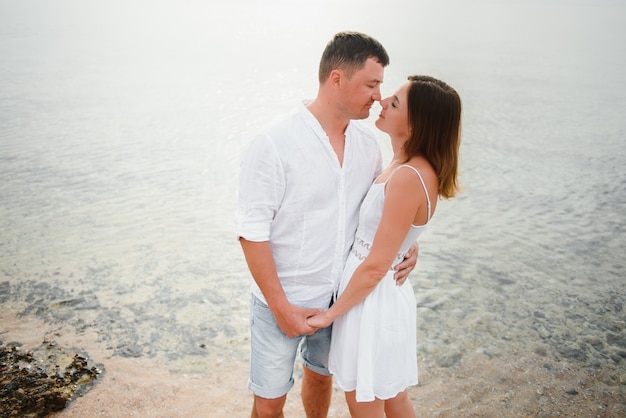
[307,167,424,329]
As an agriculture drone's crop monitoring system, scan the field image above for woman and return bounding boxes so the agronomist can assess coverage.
[307,75,462,417]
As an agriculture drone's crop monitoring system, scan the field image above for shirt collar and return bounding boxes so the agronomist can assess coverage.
[298,100,354,140]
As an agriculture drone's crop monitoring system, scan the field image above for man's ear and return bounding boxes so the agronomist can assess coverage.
[329,69,342,87]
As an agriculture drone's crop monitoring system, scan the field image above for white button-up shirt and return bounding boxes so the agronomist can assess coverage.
[236,101,382,310]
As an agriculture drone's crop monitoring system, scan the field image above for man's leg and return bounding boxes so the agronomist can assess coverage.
[252,395,287,418]
[249,295,299,418]
[302,367,332,418]
[300,322,333,418]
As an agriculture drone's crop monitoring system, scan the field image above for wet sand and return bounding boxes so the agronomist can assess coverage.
[2,309,624,417]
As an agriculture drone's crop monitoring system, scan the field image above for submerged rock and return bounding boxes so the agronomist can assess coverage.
[0,338,102,417]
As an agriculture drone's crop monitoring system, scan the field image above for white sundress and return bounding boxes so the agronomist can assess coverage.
[329,164,431,402]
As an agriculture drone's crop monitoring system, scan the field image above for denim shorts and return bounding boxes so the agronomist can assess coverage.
[248,294,332,399]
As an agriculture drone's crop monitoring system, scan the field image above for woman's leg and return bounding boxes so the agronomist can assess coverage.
[384,390,416,418]
[344,391,384,418]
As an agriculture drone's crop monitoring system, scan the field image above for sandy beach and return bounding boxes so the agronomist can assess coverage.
[2,309,624,417]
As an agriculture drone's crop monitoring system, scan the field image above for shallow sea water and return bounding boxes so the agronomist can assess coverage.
[1,0,625,416]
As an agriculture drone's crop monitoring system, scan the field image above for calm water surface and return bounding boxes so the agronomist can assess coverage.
[1,0,625,384]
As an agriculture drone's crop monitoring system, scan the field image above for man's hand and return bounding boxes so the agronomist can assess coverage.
[272,302,320,338]
[394,240,419,286]
[239,239,320,337]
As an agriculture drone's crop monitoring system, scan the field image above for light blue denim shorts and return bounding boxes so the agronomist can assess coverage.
[248,294,332,399]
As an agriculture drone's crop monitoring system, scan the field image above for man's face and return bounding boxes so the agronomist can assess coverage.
[337,57,384,120]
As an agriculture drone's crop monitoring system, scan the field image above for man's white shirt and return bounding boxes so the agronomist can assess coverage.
[237,101,382,310]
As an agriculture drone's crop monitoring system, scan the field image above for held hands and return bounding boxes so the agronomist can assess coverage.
[394,240,419,286]
[306,311,332,330]
[273,303,320,338]
[275,241,419,335]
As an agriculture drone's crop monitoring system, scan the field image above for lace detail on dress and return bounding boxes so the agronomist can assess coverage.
[350,238,406,266]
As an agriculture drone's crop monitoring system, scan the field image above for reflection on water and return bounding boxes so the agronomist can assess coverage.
[1,0,625,396]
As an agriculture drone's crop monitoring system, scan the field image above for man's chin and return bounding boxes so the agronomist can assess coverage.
[355,110,370,120]
[346,108,371,121]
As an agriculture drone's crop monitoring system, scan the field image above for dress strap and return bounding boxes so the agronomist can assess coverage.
[391,165,432,223]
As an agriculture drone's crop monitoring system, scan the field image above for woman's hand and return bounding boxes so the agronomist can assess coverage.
[306,311,333,329]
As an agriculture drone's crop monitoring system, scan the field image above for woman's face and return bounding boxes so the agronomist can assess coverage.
[375,81,411,140]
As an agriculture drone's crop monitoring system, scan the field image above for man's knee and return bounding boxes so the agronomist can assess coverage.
[303,366,332,387]
[253,395,286,418]
[302,368,332,418]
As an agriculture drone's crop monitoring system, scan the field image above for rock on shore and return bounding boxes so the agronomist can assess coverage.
[0,338,102,417]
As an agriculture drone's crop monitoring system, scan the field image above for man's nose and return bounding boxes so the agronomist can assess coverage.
[372,87,382,102]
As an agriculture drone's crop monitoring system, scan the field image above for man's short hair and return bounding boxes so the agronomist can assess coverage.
[318,31,390,83]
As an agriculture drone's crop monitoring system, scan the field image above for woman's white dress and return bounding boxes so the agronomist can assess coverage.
[329,165,431,402]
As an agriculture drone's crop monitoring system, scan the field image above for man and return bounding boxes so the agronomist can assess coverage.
[236,31,418,418]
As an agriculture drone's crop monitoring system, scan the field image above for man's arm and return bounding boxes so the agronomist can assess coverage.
[393,240,418,286]
[239,238,318,338]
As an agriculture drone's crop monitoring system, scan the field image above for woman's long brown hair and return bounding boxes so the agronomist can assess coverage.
[403,75,462,199]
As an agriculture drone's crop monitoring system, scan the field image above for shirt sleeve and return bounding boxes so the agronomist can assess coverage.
[235,134,285,242]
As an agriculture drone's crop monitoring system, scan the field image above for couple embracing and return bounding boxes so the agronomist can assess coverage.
[237,31,462,418]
